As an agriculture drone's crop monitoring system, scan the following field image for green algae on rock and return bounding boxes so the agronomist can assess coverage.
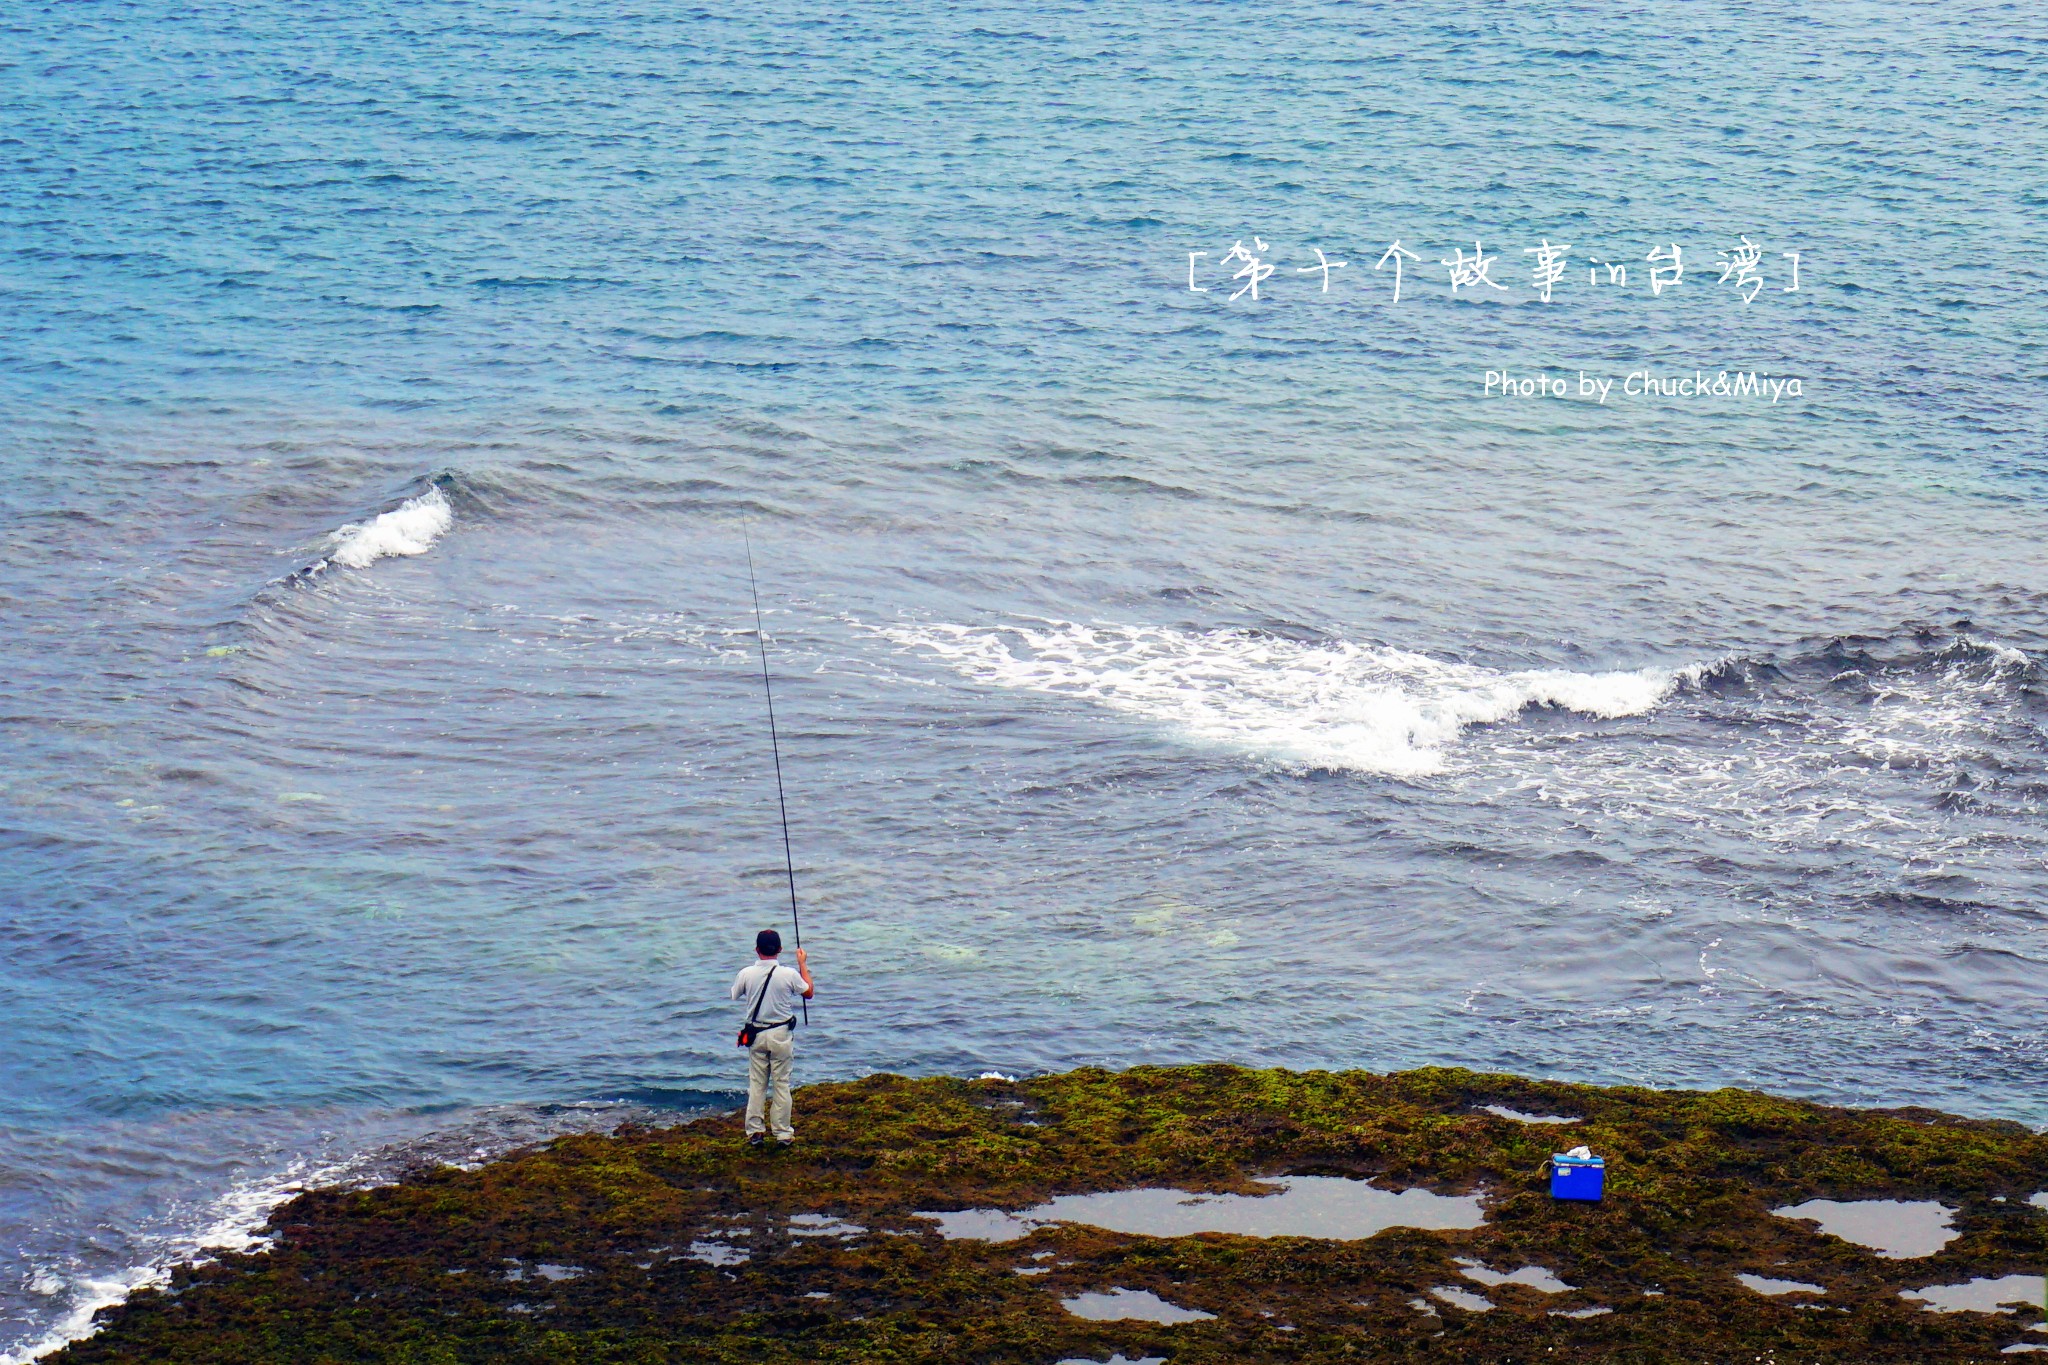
[48,1065,2048,1363]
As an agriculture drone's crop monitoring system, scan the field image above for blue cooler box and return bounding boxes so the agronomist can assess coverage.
[1549,1153,1605,1201]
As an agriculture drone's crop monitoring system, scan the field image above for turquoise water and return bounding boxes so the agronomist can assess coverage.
[3,1,2046,1356]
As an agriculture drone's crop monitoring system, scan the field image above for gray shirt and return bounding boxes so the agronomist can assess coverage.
[731,958,806,1026]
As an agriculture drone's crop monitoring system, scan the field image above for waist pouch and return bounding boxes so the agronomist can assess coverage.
[740,1018,794,1046]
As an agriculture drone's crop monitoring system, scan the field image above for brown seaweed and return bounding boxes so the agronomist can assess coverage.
[49,1065,2048,1363]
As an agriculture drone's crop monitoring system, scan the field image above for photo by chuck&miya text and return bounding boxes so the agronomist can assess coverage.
[1484,369,1807,404]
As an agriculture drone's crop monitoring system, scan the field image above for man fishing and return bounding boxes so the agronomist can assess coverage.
[731,929,813,1146]
[732,523,814,1146]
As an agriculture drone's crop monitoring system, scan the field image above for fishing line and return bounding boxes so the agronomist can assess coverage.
[741,519,808,1025]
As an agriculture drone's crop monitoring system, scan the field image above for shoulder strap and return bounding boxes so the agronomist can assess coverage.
[745,964,776,1026]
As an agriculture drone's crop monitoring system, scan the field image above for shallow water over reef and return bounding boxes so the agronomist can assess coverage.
[1738,1272,1827,1297]
[1062,1289,1214,1325]
[921,1176,1486,1243]
[1772,1199,1960,1260]
[1900,1276,2048,1316]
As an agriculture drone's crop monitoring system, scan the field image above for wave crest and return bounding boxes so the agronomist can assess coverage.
[326,486,452,570]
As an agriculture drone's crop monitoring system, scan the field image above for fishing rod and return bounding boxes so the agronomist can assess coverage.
[741,520,807,1025]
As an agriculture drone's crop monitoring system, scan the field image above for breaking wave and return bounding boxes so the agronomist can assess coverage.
[323,486,453,570]
[0,1099,682,1365]
[1502,626,2047,857]
[876,620,1694,777]
[0,1167,310,1365]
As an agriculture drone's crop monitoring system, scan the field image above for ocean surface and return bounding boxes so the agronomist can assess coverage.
[3,0,2046,1356]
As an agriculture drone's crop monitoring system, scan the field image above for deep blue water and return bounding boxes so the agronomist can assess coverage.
[4,0,2047,1356]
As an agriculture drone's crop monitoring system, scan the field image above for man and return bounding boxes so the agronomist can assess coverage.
[730,929,813,1146]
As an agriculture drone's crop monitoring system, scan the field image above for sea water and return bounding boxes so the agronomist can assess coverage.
[2,0,2045,1356]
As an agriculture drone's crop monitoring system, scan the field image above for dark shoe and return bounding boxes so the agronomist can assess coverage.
[776,1137,795,1148]
[746,1133,766,1147]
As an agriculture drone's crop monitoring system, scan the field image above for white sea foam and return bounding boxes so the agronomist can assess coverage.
[876,621,1684,777]
[1,1268,159,1365]
[326,486,452,569]
[0,1157,344,1365]
[2,1102,663,1365]
[1965,636,2031,671]
[1505,632,2036,862]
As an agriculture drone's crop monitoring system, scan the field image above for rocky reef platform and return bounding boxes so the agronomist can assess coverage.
[50,1065,2048,1362]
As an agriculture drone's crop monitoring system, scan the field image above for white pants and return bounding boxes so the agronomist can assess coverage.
[746,1026,795,1140]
